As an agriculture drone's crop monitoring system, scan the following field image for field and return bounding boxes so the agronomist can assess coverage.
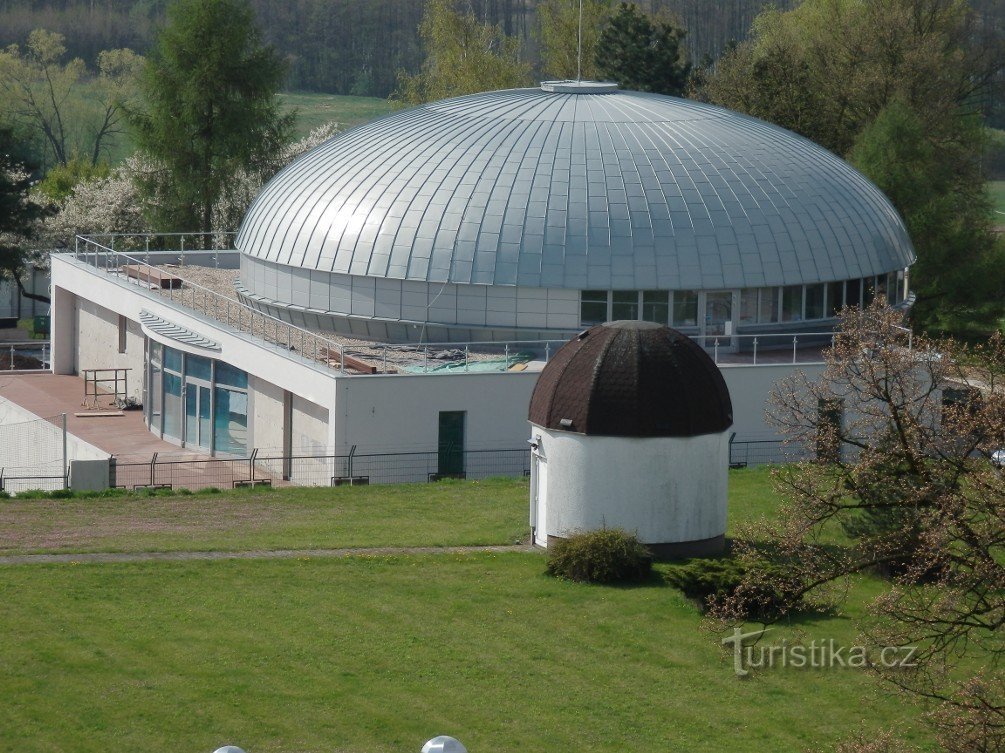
[990,180,1005,223]
[0,469,935,753]
[87,90,391,164]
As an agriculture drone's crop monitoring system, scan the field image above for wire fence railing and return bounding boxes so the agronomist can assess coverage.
[109,447,533,491]
[728,438,811,467]
[1,341,50,371]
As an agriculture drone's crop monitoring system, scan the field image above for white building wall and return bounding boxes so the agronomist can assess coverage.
[720,363,827,440]
[335,371,539,454]
[249,375,285,451]
[530,427,729,547]
[76,298,146,401]
[292,395,329,455]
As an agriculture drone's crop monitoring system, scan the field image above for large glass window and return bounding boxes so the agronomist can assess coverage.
[804,284,825,320]
[611,290,639,321]
[150,343,249,456]
[641,290,669,324]
[580,290,607,325]
[863,277,876,306]
[672,291,698,326]
[782,286,803,322]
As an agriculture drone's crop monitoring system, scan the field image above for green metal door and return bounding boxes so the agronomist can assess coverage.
[438,411,465,477]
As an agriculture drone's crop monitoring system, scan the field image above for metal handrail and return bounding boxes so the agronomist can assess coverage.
[72,235,351,374]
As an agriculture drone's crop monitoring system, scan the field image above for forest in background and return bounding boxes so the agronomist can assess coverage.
[0,0,806,96]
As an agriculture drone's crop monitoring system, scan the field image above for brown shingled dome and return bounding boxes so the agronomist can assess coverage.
[528,321,733,437]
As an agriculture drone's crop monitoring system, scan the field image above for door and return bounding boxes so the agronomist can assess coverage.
[532,450,548,547]
[437,411,465,477]
[701,291,736,353]
[184,383,212,450]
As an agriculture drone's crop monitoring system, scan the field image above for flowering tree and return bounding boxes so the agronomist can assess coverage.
[711,303,1004,750]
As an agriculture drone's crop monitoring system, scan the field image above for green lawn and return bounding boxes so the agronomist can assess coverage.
[0,555,930,753]
[0,478,529,555]
[0,467,940,752]
[278,91,392,136]
[0,468,779,555]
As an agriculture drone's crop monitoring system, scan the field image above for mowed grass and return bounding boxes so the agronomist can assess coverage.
[0,554,932,753]
[0,478,530,555]
[0,468,779,555]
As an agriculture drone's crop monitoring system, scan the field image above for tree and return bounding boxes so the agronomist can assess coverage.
[0,128,50,303]
[693,0,1005,334]
[712,303,1005,751]
[594,2,690,95]
[0,29,141,169]
[536,0,613,81]
[390,0,532,107]
[130,0,293,239]
[848,101,1003,331]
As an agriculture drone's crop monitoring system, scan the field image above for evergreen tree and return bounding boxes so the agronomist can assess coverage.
[129,0,292,238]
[594,2,690,95]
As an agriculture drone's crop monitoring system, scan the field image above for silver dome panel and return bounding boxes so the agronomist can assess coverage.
[236,87,914,290]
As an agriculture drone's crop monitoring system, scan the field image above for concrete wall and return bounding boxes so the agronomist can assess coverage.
[248,375,286,452]
[292,395,329,455]
[719,362,827,440]
[76,298,146,401]
[530,427,729,548]
[335,371,539,454]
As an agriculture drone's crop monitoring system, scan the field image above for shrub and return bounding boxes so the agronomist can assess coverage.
[546,528,653,584]
[665,558,805,618]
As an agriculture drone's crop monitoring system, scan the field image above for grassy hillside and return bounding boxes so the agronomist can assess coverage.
[0,468,943,752]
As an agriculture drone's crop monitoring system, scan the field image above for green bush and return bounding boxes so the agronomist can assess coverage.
[546,528,653,584]
[664,558,805,618]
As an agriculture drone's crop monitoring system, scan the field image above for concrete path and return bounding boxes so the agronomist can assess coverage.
[0,543,539,566]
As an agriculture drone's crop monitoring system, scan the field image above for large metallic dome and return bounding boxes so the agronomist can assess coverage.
[234,84,915,343]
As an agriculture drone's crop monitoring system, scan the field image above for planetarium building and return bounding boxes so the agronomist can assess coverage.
[236,81,915,346]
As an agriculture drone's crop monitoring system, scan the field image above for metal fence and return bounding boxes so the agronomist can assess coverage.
[109,447,532,492]
[728,438,811,467]
[1,341,50,372]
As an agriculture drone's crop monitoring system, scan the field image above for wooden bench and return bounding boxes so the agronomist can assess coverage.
[321,348,378,374]
[122,264,182,289]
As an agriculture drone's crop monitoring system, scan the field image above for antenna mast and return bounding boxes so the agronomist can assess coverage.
[576,0,584,82]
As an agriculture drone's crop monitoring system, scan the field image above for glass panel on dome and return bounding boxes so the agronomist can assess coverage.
[580,290,608,325]
[611,290,639,321]
[758,288,779,323]
[805,284,825,320]
[641,291,668,324]
[828,281,844,317]
[740,289,758,324]
[672,291,698,326]
[846,278,862,308]
[782,286,803,322]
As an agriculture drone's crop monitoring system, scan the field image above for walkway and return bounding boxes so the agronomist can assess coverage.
[0,372,206,459]
[0,543,538,566]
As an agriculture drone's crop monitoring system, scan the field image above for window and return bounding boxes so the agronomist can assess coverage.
[804,284,825,320]
[863,277,876,306]
[896,269,907,304]
[580,290,607,325]
[641,291,669,324]
[827,281,844,317]
[781,286,803,322]
[117,315,127,354]
[739,289,758,324]
[672,290,698,326]
[611,290,639,321]
[886,272,897,305]
[846,278,862,309]
[758,288,778,323]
